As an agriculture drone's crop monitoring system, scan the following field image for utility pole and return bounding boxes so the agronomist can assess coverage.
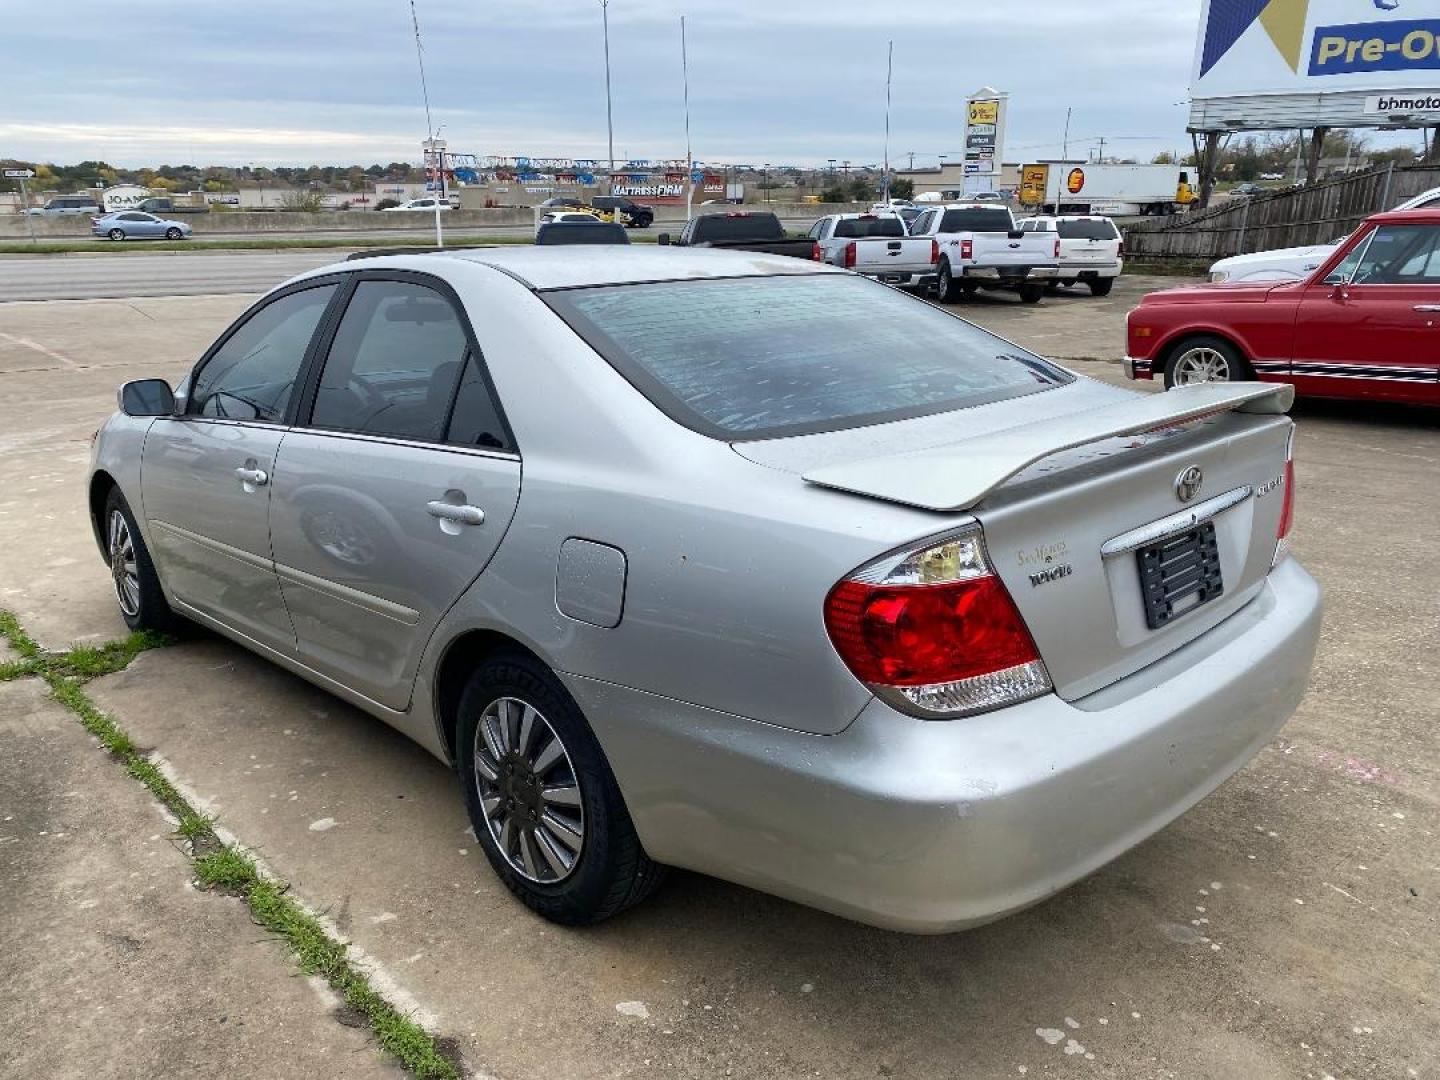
[409,0,443,247]
[1062,107,1072,159]
[1096,135,1106,163]
[881,41,894,205]
[680,15,693,221]
[601,0,616,195]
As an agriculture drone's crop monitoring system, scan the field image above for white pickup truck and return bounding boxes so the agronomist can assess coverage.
[906,203,1060,303]
[807,213,937,288]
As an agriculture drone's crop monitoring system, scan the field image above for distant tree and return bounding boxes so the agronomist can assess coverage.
[373,198,401,211]
[279,190,325,212]
[1151,151,1176,165]
[848,177,873,201]
[888,177,914,200]
[820,184,849,203]
[1370,146,1421,167]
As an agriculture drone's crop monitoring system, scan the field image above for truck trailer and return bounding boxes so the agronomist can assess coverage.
[1019,163,1196,217]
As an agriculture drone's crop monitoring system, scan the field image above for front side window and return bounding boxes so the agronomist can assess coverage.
[310,280,468,442]
[1350,224,1440,284]
[190,284,337,422]
[546,274,1068,439]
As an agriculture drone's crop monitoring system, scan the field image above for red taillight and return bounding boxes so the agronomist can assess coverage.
[930,238,939,264]
[811,240,821,262]
[823,530,1051,717]
[960,238,973,260]
[1117,239,1125,257]
[1272,431,1296,566]
[843,241,856,268]
[1054,238,1061,258]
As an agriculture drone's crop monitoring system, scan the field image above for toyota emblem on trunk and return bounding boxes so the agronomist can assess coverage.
[1174,465,1204,502]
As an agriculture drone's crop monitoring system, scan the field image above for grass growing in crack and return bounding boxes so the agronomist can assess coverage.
[196,851,459,1079]
[0,609,460,1080]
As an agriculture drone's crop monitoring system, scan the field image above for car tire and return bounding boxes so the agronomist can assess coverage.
[934,259,961,304]
[457,652,665,925]
[1018,284,1044,304]
[103,487,180,633]
[165,227,183,240]
[1163,334,1250,388]
[1088,277,1115,297]
[108,228,125,241]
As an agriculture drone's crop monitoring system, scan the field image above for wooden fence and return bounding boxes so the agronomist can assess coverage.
[1123,163,1440,261]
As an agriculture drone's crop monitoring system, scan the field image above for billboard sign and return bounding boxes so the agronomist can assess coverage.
[963,90,1007,194]
[1190,0,1440,128]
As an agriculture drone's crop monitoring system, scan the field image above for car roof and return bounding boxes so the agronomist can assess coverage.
[333,246,844,290]
[1368,207,1440,224]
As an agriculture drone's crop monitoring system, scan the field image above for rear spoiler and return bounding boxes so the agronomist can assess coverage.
[803,382,1294,512]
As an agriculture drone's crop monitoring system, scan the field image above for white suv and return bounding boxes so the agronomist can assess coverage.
[1018,214,1123,296]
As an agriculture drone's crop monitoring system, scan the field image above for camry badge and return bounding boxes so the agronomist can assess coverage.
[1174,465,1204,503]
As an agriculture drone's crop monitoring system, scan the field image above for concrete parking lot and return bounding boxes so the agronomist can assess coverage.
[1,267,1436,1080]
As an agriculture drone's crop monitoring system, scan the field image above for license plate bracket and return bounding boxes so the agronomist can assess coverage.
[1136,522,1224,630]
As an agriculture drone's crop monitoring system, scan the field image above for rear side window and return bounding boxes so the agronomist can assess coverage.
[310,281,468,442]
[446,354,511,450]
[191,284,337,422]
[546,274,1067,440]
[1057,219,1119,240]
[939,208,1013,232]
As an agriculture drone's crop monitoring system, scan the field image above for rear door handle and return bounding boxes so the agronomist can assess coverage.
[426,501,485,526]
[1413,304,1440,312]
[234,466,268,486]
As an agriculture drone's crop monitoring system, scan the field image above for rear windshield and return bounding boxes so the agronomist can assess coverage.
[544,274,1067,439]
[834,216,906,238]
[1057,218,1119,240]
[939,208,1013,232]
[536,223,629,245]
[689,214,784,242]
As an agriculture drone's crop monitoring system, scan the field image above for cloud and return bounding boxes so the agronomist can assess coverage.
[0,0,1228,167]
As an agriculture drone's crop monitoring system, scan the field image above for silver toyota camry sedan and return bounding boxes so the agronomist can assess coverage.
[88,247,1322,932]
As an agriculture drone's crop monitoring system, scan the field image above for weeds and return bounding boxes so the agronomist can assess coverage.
[0,609,459,1080]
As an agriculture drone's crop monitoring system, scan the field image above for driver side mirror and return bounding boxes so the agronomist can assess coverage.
[118,378,176,417]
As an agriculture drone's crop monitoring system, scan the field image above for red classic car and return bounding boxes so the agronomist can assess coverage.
[1124,209,1440,406]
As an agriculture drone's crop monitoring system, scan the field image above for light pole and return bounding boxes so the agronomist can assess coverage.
[763,163,770,206]
[601,0,615,194]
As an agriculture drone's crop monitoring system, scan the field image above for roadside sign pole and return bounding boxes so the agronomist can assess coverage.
[434,145,445,249]
[681,15,693,222]
[20,176,36,243]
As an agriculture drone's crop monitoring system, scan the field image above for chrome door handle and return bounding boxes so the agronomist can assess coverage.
[234,466,268,486]
[426,501,485,526]
[1413,304,1440,312]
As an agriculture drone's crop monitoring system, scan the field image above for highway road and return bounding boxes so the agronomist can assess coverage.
[0,250,357,301]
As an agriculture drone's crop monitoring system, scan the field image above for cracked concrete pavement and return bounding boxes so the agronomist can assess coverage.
[1,274,1436,1079]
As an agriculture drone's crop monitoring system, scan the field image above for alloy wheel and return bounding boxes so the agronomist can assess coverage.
[1171,346,1232,384]
[473,696,585,883]
[108,509,140,617]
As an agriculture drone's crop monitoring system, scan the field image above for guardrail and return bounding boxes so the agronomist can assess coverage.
[1122,163,1440,261]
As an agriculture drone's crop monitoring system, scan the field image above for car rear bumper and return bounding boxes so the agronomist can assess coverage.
[568,557,1321,933]
[1059,261,1122,278]
[963,264,1059,282]
[861,270,936,287]
[1123,355,1155,380]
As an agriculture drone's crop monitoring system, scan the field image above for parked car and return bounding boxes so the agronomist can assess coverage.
[91,211,192,241]
[906,203,1060,303]
[968,191,1006,202]
[25,195,102,216]
[589,196,655,229]
[381,197,451,213]
[90,246,1320,932]
[808,212,937,287]
[660,211,819,260]
[534,219,629,245]
[132,196,209,215]
[1207,185,1440,282]
[1124,208,1440,405]
[1231,183,1266,197]
[534,209,601,237]
[1016,215,1123,295]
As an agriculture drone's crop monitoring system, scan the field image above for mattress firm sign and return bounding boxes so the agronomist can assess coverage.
[1190,0,1440,127]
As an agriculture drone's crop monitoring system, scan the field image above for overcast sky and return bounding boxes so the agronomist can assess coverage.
[0,0,1420,169]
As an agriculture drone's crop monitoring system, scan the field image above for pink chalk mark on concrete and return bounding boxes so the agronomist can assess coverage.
[1316,750,1399,786]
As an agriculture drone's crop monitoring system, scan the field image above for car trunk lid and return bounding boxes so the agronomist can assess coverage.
[750,382,1295,701]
